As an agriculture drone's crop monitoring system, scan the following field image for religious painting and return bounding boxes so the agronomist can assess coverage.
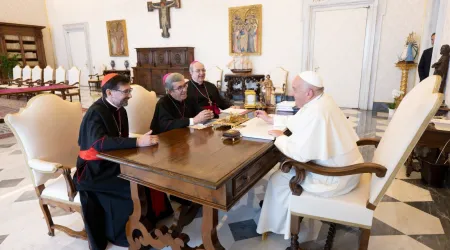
[229,4,262,56]
[106,20,129,57]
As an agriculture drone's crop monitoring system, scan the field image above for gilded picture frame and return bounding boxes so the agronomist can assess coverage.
[229,4,262,56]
[106,20,129,57]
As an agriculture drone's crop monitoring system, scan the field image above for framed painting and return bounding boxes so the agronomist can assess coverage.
[106,20,129,57]
[229,4,262,56]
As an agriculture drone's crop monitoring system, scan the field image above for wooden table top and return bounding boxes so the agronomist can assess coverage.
[98,114,274,190]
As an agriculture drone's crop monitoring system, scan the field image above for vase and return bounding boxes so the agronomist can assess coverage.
[110,60,115,70]
[388,108,395,118]
[124,60,129,69]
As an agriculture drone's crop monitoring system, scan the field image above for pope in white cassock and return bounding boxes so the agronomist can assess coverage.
[255,71,363,239]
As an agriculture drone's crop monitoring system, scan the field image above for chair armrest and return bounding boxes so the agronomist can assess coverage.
[357,137,381,147]
[280,158,387,196]
[56,166,77,202]
[28,159,62,173]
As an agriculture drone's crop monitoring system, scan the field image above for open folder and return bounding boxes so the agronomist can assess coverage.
[236,117,287,140]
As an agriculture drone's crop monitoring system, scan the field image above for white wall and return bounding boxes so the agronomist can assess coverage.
[0,0,55,67]
[374,0,427,102]
[45,0,426,103]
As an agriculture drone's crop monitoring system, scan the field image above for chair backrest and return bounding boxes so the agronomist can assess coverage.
[369,76,443,205]
[22,65,31,81]
[270,67,288,91]
[55,66,66,84]
[67,66,81,85]
[206,66,223,89]
[125,85,157,134]
[31,66,42,82]
[43,66,54,83]
[5,95,82,187]
[13,65,22,80]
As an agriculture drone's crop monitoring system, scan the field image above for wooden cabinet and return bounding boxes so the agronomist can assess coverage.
[133,47,194,95]
[0,22,47,73]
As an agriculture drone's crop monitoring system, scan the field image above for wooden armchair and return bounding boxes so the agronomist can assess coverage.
[280,75,443,250]
[31,65,43,86]
[4,94,87,240]
[43,65,55,85]
[57,66,81,102]
[55,66,66,84]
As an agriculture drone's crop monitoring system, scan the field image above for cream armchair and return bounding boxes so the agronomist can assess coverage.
[270,67,288,102]
[277,75,443,250]
[125,84,157,137]
[5,94,87,240]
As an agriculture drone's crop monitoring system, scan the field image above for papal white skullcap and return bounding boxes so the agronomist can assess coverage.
[298,71,324,88]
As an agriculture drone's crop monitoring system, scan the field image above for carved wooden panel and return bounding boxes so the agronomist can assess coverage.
[170,50,186,67]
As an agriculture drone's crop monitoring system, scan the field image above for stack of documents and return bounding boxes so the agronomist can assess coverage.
[221,108,248,115]
[276,101,296,112]
[236,117,286,140]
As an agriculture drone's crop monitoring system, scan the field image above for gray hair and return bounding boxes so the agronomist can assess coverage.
[165,73,185,91]
[303,81,325,95]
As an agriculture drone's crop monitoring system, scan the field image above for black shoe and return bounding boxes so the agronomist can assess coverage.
[259,200,264,208]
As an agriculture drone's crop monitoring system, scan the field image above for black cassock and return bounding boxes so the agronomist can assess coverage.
[73,98,173,250]
[150,94,203,135]
[187,79,232,118]
[418,47,433,81]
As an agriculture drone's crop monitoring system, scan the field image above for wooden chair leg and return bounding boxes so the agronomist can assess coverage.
[359,228,370,250]
[262,232,268,241]
[38,199,55,236]
[324,223,337,250]
[287,215,303,250]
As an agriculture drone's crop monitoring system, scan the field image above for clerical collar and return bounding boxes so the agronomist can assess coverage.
[303,93,324,108]
[190,79,204,86]
[104,97,121,111]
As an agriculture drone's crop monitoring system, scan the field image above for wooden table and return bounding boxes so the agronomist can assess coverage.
[97,113,281,250]
[0,84,77,100]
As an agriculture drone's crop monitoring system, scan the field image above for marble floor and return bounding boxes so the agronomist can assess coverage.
[0,88,449,249]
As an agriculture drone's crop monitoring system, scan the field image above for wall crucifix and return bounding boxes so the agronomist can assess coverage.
[147,0,181,38]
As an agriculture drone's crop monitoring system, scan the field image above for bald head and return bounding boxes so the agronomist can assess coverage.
[190,61,206,84]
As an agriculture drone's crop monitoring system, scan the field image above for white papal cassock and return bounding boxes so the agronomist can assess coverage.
[256,93,363,239]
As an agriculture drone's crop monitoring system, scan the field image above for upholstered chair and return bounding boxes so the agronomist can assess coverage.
[31,65,43,86]
[206,66,224,90]
[57,66,81,102]
[4,94,87,240]
[43,66,55,85]
[125,84,157,137]
[55,66,67,84]
[264,75,443,250]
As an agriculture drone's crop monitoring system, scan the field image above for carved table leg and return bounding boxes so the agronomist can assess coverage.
[201,206,225,250]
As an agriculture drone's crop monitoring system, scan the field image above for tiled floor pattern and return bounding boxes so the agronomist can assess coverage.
[0,106,448,249]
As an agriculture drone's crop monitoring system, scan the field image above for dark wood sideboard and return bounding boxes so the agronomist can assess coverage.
[132,47,194,96]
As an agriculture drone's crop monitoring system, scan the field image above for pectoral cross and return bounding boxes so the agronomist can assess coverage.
[208,99,213,106]
[147,0,181,38]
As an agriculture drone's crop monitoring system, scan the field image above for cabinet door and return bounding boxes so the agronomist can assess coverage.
[151,69,167,95]
[169,49,187,67]
[153,50,169,68]
[137,49,152,67]
[135,68,152,91]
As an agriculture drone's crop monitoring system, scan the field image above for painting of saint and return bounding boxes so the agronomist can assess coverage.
[106,20,129,57]
[229,4,262,55]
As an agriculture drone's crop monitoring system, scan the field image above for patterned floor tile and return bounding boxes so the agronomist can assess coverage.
[381,195,401,202]
[9,149,21,155]
[0,235,8,245]
[370,218,404,236]
[228,219,259,241]
[369,235,433,250]
[0,178,24,188]
[14,190,37,202]
[386,179,433,202]
[409,234,450,250]
[374,202,444,235]
[0,143,15,148]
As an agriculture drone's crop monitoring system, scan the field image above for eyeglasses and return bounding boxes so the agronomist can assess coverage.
[172,84,188,92]
[113,88,133,94]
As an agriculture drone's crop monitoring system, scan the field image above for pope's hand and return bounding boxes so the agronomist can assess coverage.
[255,110,273,124]
[137,130,159,147]
[268,130,284,138]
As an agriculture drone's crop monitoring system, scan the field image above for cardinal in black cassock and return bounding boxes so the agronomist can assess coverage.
[187,61,235,118]
[73,74,173,250]
[151,72,214,135]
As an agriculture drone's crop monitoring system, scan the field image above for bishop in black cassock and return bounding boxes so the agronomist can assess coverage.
[73,74,173,250]
[187,61,234,118]
[151,72,214,135]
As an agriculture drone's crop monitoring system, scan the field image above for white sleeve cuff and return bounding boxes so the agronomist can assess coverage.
[189,118,194,126]
[28,159,62,173]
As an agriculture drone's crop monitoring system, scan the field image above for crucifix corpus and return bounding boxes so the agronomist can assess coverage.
[147,0,181,38]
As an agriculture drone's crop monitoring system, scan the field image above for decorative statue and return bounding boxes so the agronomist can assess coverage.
[399,32,418,62]
[259,74,275,107]
[432,44,450,93]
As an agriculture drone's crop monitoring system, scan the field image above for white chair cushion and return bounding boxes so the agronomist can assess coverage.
[28,159,61,173]
[41,176,80,204]
[290,173,373,228]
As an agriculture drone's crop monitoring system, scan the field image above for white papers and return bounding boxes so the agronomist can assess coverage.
[236,117,286,140]
[221,108,248,115]
[431,118,450,131]
[276,101,296,112]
